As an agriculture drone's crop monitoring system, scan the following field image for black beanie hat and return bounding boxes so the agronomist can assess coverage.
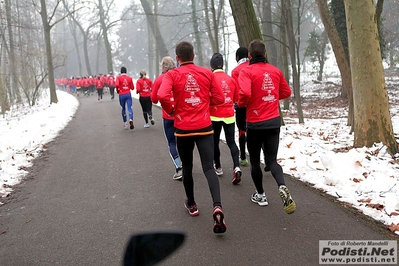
[121,66,127,74]
[210,53,223,70]
[236,47,248,61]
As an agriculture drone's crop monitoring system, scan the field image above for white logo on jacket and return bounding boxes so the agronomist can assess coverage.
[261,72,276,102]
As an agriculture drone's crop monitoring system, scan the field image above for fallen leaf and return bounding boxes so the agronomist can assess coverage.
[358,198,372,203]
[290,167,297,171]
[390,212,399,216]
[387,223,399,233]
[372,149,380,155]
[286,142,293,148]
[352,178,362,183]
[355,161,362,167]
[366,203,384,210]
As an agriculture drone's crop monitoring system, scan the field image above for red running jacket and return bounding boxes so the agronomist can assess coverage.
[209,69,238,119]
[158,62,224,131]
[152,73,173,120]
[108,75,115,87]
[95,78,104,89]
[136,78,153,97]
[231,59,249,88]
[115,74,134,95]
[238,61,291,123]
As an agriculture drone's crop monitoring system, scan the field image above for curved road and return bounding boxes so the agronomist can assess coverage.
[0,94,397,266]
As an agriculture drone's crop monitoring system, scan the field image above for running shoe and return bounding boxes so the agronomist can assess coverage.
[239,159,249,166]
[144,123,150,128]
[232,166,242,185]
[214,167,223,176]
[279,185,296,214]
[184,200,199,217]
[124,122,128,129]
[129,120,134,130]
[173,168,183,180]
[149,116,155,125]
[213,206,226,234]
[251,191,269,206]
[264,164,270,172]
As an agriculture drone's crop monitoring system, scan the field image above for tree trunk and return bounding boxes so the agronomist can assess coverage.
[345,0,398,155]
[62,0,92,76]
[140,0,169,57]
[282,0,304,123]
[316,0,354,130]
[262,0,278,66]
[280,1,290,111]
[154,0,159,77]
[68,19,82,76]
[98,0,113,73]
[5,0,21,103]
[229,0,262,46]
[0,72,10,116]
[40,0,58,104]
[191,0,204,66]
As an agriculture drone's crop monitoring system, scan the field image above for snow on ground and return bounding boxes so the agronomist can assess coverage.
[0,74,398,235]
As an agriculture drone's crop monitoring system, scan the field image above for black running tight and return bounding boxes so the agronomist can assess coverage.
[177,134,222,208]
[247,127,286,194]
[212,121,240,169]
[139,96,153,123]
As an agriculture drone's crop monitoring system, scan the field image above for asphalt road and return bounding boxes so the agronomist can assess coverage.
[0,93,397,266]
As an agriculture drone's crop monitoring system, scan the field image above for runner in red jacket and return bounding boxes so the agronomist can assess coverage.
[158,41,226,234]
[96,76,104,101]
[115,67,135,130]
[108,72,116,99]
[151,56,182,180]
[136,69,154,127]
[209,52,242,185]
[231,47,250,167]
[238,39,296,214]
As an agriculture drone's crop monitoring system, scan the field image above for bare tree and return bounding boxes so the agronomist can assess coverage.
[97,0,113,73]
[191,0,204,66]
[0,74,9,116]
[252,0,278,65]
[139,0,169,57]
[35,0,69,104]
[62,0,99,76]
[316,0,354,129]
[4,0,21,103]
[344,0,398,154]
[203,0,224,52]
[281,0,304,123]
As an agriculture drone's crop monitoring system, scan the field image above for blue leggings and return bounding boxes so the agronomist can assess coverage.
[163,118,180,169]
[119,93,133,123]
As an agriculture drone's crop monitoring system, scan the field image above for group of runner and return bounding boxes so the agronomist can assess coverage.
[155,40,296,234]
[56,39,297,235]
[55,73,116,100]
